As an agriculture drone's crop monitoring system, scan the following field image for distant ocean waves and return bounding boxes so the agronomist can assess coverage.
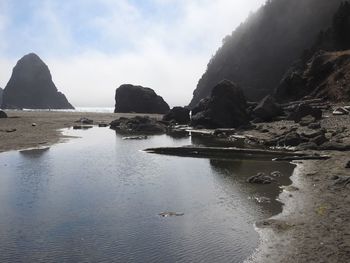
[22,107,115,113]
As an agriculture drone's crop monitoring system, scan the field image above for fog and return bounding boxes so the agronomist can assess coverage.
[0,0,265,107]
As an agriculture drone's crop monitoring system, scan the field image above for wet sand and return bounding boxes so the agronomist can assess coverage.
[0,111,162,152]
[245,112,350,262]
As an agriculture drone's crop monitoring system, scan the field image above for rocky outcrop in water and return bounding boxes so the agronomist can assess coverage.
[163,107,190,124]
[114,84,170,114]
[110,116,167,134]
[1,53,74,109]
[191,80,250,128]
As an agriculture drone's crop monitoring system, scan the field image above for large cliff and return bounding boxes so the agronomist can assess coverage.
[189,0,344,108]
[276,2,350,102]
[1,53,74,109]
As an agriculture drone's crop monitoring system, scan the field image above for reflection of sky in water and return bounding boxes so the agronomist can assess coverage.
[0,128,295,263]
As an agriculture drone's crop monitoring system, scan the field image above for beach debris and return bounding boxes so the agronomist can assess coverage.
[159,212,184,217]
[281,185,299,192]
[247,173,276,184]
[31,123,37,127]
[253,196,271,203]
[5,128,16,133]
[332,107,349,116]
[0,110,7,118]
[122,135,148,140]
[273,155,331,161]
[98,123,108,127]
[76,117,93,124]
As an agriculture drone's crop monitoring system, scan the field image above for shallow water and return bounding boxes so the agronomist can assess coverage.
[0,128,295,263]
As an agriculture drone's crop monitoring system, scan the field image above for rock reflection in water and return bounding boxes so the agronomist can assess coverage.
[0,128,295,263]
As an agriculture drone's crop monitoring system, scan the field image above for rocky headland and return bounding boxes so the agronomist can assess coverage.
[1,53,74,110]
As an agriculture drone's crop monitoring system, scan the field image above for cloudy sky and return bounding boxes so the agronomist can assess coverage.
[0,0,265,107]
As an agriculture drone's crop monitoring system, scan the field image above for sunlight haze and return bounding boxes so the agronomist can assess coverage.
[0,0,266,107]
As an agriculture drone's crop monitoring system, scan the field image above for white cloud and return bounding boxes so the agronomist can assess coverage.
[0,0,266,107]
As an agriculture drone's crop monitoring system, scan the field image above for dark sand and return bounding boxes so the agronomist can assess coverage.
[245,111,350,262]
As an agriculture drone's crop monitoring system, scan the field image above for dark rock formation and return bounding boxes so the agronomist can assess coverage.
[277,50,350,102]
[189,0,344,108]
[346,161,350,168]
[191,80,249,129]
[1,53,74,109]
[283,132,303,147]
[252,95,283,121]
[0,110,7,118]
[110,116,167,134]
[163,107,190,124]
[276,2,350,102]
[287,103,322,123]
[247,173,276,184]
[0,87,3,107]
[114,84,170,114]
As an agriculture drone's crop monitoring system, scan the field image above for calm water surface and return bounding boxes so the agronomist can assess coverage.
[0,128,295,263]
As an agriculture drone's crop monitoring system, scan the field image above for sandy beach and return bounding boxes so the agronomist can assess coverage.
[245,112,350,262]
[0,110,349,262]
[0,111,162,153]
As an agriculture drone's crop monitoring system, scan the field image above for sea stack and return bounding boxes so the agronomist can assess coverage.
[1,53,74,109]
[114,84,170,114]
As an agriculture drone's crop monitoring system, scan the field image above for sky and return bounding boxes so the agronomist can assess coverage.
[0,0,266,107]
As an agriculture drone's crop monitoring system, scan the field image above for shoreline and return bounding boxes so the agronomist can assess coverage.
[247,151,350,262]
[0,110,349,262]
[0,110,162,153]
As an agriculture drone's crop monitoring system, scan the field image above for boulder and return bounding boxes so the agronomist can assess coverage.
[288,103,322,123]
[163,107,190,124]
[0,110,7,118]
[252,95,283,121]
[191,80,249,128]
[110,116,167,134]
[296,142,319,151]
[308,122,321,129]
[1,53,74,109]
[114,84,170,114]
[346,161,350,169]
[281,132,302,146]
[76,117,93,124]
[247,173,276,184]
[310,134,328,146]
